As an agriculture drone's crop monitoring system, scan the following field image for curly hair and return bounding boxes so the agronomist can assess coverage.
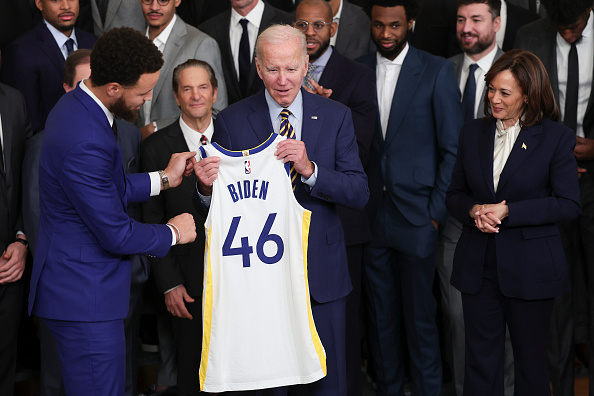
[372,0,420,20]
[90,27,164,87]
[540,0,593,26]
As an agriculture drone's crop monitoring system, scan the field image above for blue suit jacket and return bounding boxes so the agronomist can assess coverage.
[28,85,172,321]
[358,46,463,257]
[1,22,97,134]
[446,118,581,299]
[210,89,369,303]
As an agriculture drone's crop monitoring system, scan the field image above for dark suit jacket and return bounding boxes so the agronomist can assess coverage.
[446,118,580,299]
[0,83,31,252]
[1,22,97,134]
[177,0,231,26]
[359,46,463,257]
[514,17,594,178]
[209,89,369,303]
[335,1,374,60]
[319,48,376,245]
[28,85,172,321]
[410,0,459,58]
[199,4,293,105]
[503,2,539,51]
[141,119,206,297]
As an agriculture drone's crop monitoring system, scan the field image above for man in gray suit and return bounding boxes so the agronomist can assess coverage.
[138,0,227,140]
[326,0,374,60]
[515,1,594,394]
[90,0,147,35]
[440,1,506,394]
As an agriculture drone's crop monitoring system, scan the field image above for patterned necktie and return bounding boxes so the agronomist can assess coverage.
[65,38,75,56]
[200,134,208,145]
[303,64,318,90]
[279,109,297,190]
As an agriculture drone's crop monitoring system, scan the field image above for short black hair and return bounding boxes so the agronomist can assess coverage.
[64,49,91,87]
[457,0,501,19]
[372,0,419,20]
[541,0,593,26]
[90,27,164,87]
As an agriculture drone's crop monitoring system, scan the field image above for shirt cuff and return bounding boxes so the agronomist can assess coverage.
[149,171,161,196]
[16,231,25,238]
[166,224,177,246]
[196,182,212,206]
[301,162,318,187]
[164,284,182,294]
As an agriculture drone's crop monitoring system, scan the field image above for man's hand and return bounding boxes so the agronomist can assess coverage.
[275,139,314,178]
[303,80,332,98]
[165,285,195,319]
[575,136,594,161]
[167,213,197,244]
[163,152,197,189]
[578,166,587,179]
[193,156,220,196]
[140,123,156,141]
[0,238,27,284]
[470,200,508,233]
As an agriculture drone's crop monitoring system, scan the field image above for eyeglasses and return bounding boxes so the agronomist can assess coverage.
[140,0,171,6]
[294,20,332,32]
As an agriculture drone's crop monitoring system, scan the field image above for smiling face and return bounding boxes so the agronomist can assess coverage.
[174,66,217,123]
[295,2,337,63]
[36,0,79,36]
[256,38,308,108]
[456,3,500,60]
[140,0,180,38]
[371,5,412,61]
[488,69,527,128]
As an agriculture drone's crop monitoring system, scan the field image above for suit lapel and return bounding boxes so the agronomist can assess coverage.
[220,11,241,99]
[0,87,12,179]
[152,18,186,109]
[385,47,424,148]
[247,92,276,144]
[479,120,496,199]
[105,0,122,28]
[301,90,322,157]
[318,49,346,94]
[166,120,191,153]
[497,124,541,193]
[36,23,66,78]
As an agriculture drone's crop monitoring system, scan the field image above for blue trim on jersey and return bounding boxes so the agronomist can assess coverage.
[212,133,279,157]
[199,146,207,159]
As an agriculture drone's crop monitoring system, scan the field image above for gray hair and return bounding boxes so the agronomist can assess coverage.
[255,24,307,62]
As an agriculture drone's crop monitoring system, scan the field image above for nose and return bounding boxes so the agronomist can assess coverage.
[304,22,316,36]
[59,0,70,9]
[149,0,160,11]
[461,20,473,33]
[191,88,200,100]
[380,26,391,39]
[145,90,154,101]
[277,70,288,85]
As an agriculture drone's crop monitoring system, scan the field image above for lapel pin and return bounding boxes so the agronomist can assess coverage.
[311,116,318,120]
[522,142,527,150]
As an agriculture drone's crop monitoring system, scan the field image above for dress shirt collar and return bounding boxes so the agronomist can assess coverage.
[231,0,265,29]
[265,89,303,126]
[44,19,78,50]
[312,45,333,68]
[495,0,507,49]
[333,0,343,23]
[179,116,214,148]
[80,79,114,127]
[377,42,409,66]
[146,14,177,51]
[463,44,499,73]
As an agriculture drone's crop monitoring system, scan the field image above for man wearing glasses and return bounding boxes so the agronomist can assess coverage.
[137,0,227,140]
[293,1,376,394]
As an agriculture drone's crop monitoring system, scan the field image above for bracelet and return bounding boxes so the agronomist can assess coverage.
[167,223,181,245]
[14,238,29,249]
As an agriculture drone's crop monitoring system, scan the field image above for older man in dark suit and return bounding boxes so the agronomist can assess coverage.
[199,0,293,105]
[1,0,96,135]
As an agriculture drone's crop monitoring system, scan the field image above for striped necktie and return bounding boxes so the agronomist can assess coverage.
[279,109,297,190]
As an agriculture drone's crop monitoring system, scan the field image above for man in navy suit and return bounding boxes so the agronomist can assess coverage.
[28,27,198,396]
[358,0,463,394]
[294,1,376,394]
[194,24,369,395]
[1,0,96,135]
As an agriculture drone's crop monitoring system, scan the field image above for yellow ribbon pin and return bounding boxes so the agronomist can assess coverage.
[522,142,527,150]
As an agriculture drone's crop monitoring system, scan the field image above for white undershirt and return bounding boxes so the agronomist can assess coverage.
[376,44,409,139]
[459,45,499,118]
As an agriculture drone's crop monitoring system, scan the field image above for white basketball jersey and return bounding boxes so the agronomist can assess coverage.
[198,133,326,392]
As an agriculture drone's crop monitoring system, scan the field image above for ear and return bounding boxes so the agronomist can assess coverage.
[213,87,218,104]
[493,15,502,33]
[174,91,180,107]
[63,83,71,93]
[303,55,309,78]
[106,82,122,98]
[330,21,338,38]
[35,0,43,12]
[255,57,263,80]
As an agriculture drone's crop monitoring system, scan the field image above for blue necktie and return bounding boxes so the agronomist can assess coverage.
[65,38,75,56]
[462,63,479,122]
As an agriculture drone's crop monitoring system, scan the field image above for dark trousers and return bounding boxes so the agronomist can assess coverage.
[0,278,24,396]
[345,244,363,396]
[462,237,554,396]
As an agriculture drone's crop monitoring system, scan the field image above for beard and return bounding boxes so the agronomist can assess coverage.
[458,33,495,55]
[374,37,407,61]
[110,95,138,123]
[307,38,331,63]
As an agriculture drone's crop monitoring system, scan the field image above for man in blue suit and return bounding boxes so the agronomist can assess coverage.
[1,0,96,135]
[358,0,463,394]
[194,24,369,395]
[28,27,198,396]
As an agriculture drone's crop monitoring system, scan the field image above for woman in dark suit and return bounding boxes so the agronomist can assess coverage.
[445,49,581,395]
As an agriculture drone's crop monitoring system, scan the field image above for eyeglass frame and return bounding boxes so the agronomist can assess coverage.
[140,0,171,6]
[294,20,333,32]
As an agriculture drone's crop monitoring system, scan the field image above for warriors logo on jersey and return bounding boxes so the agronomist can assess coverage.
[198,133,326,392]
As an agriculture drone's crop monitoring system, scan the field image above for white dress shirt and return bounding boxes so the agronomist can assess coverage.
[376,43,409,139]
[180,116,214,152]
[556,10,594,137]
[230,0,265,79]
[330,0,343,47]
[493,119,521,191]
[44,19,79,59]
[459,45,499,119]
[495,0,507,50]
